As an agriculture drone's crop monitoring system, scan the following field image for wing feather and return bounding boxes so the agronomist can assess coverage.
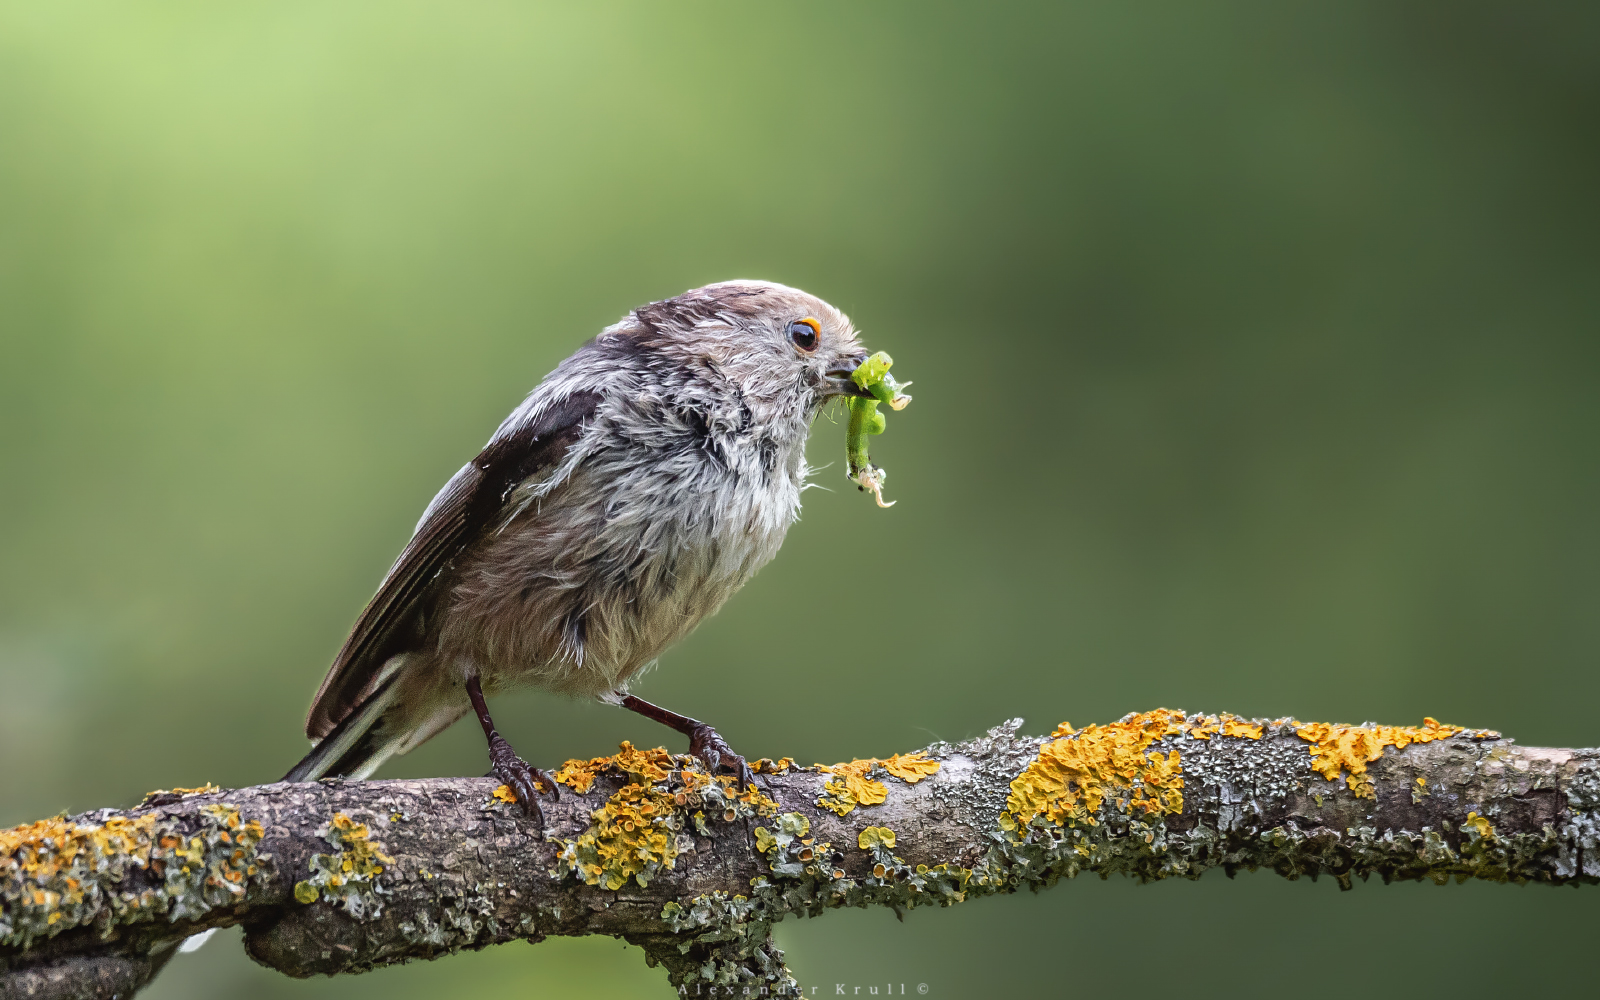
[304,390,602,739]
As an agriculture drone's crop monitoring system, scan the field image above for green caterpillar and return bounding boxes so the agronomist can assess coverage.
[846,351,912,508]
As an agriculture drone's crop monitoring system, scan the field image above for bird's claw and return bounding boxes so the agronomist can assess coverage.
[487,734,559,825]
[687,723,760,790]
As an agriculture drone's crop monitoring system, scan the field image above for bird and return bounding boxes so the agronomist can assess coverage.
[283,280,874,824]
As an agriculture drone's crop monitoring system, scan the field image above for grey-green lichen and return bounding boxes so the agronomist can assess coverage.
[754,813,827,879]
[396,883,504,953]
[659,892,798,993]
[1,800,269,950]
[658,810,972,991]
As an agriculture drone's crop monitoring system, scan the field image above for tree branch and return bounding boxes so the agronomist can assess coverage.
[4,711,1597,999]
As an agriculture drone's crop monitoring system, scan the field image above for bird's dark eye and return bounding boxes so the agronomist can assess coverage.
[788,317,820,352]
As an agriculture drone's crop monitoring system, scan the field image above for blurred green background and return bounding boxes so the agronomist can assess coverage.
[3,1,1597,996]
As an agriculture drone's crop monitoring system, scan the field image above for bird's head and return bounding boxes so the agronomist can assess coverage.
[609,280,873,420]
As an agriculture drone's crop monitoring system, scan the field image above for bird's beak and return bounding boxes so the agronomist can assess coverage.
[824,354,873,398]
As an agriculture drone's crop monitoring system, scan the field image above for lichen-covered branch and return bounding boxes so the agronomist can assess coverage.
[5,711,1597,999]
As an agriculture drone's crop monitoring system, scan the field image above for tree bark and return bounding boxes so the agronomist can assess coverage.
[4,712,1596,999]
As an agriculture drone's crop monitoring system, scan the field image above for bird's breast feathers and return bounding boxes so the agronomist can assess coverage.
[439,389,806,693]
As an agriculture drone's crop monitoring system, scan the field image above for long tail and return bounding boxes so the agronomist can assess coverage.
[282,667,405,782]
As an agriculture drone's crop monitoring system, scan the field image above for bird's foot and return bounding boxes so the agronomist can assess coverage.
[487,734,560,825]
[687,723,759,790]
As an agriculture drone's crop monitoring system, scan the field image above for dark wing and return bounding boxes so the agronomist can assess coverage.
[305,390,603,739]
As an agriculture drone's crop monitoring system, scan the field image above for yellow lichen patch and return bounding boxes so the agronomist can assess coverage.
[324,813,393,877]
[552,760,602,795]
[752,757,796,775]
[3,804,265,948]
[1003,709,1191,832]
[563,782,679,890]
[818,759,876,782]
[1004,710,1491,830]
[858,826,897,851]
[555,754,779,891]
[1463,811,1496,842]
[296,812,394,919]
[1187,714,1265,741]
[1,814,161,920]
[490,784,518,806]
[1296,718,1478,799]
[817,776,886,817]
[553,741,677,794]
[138,784,220,806]
[815,753,941,816]
[880,752,941,783]
[1223,717,1265,739]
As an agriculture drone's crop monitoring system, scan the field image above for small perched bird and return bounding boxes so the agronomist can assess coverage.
[284,280,873,823]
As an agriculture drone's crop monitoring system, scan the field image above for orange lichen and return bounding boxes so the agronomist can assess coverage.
[138,784,220,806]
[1187,714,1265,741]
[1296,717,1478,798]
[3,804,265,947]
[752,758,797,775]
[563,782,681,890]
[1,813,159,889]
[554,746,779,890]
[880,753,942,783]
[294,812,393,915]
[727,778,775,811]
[816,752,941,816]
[1463,811,1496,842]
[490,784,518,805]
[1004,709,1192,831]
[325,813,391,874]
[553,741,677,794]
[1005,710,1490,831]
[818,776,886,817]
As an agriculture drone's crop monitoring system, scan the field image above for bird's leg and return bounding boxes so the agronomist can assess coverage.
[465,674,559,824]
[618,694,758,788]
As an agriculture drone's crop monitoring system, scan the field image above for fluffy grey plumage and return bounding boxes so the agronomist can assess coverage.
[285,280,870,814]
